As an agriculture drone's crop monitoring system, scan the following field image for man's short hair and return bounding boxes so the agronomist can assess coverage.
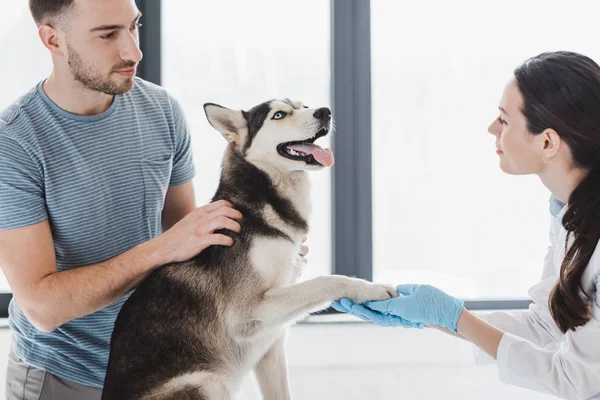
[29,0,75,26]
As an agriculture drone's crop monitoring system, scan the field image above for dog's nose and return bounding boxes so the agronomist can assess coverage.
[313,107,331,122]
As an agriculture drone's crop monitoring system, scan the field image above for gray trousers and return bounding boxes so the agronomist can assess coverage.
[5,344,102,400]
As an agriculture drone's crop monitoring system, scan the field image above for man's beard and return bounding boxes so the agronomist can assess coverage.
[67,42,135,96]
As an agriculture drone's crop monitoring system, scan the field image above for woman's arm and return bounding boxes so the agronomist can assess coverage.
[455,309,504,359]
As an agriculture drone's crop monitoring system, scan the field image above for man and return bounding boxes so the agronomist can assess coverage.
[0,0,243,398]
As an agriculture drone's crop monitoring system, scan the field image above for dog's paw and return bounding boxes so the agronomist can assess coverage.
[293,256,307,278]
[344,279,398,304]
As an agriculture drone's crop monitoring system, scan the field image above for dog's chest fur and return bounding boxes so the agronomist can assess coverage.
[251,173,310,288]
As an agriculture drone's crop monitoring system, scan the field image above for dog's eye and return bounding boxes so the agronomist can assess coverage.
[272,111,287,120]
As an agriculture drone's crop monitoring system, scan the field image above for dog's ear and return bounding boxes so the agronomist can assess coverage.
[203,103,246,143]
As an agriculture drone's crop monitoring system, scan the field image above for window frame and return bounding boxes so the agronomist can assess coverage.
[0,0,529,319]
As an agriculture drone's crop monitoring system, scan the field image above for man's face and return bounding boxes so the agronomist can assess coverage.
[61,0,143,95]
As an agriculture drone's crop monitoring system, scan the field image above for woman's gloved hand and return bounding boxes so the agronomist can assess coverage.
[332,298,424,328]
[363,284,465,333]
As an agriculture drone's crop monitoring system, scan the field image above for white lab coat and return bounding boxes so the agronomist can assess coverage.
[473,204,600,400]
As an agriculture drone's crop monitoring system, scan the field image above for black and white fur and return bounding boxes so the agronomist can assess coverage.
[102,99,397,400]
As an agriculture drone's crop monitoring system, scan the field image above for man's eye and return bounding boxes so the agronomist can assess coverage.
[272,111,287,120]
[100,32,116,39]
[131,22,142,31]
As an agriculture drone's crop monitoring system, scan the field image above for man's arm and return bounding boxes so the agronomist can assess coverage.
[0,220,164,333]
[0,199,242,333]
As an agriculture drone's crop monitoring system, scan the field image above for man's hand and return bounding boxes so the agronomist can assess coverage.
[157,200,243,264]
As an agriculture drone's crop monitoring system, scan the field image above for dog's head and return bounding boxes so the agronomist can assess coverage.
[203,99,334,171]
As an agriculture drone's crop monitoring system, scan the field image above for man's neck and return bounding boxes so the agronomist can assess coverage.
[43,71,115,116]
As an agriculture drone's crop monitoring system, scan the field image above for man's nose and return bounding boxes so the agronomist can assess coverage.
[119,33,143,64]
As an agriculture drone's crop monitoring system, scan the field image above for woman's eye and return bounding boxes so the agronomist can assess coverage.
[272,111,287,120]
[498,116,507,125]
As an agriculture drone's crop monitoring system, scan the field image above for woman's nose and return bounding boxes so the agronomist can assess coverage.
[488,119,500,137]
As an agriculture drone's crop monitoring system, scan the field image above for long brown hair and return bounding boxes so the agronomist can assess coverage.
[514,51,600,333]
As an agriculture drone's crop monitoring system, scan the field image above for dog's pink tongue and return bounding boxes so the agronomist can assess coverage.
[288,144,335,166]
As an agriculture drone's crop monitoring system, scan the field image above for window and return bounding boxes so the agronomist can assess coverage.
[0,3,51,292]
[371,0,600,299]
[0,3,51,111]
[5,0,597,307]
[162,1,332,280]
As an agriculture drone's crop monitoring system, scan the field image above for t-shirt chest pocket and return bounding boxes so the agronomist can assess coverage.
[141,156,173,219]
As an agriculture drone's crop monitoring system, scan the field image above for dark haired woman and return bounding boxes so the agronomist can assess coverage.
[334,51,600,400]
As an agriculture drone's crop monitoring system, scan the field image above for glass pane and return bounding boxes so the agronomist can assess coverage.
[0,3,52,292]
[0,3,51,110]
[162,1,331,280]
[371,0,600,299]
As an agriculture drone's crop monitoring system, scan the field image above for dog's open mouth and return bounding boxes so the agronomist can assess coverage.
[276,127,335,167]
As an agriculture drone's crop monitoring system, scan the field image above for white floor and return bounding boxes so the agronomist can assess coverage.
[0,315,557,400]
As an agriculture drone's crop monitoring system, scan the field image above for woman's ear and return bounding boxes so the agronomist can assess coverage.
[540,128,561,163]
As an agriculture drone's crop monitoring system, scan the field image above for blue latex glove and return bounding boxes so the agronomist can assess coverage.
[332,298,424,329]
[363,284,465,333]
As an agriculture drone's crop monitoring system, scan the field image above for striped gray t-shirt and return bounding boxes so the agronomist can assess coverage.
[0,77,195,388]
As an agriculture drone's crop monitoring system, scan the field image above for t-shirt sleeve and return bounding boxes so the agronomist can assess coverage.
[0,133,47,230]
[168,96,196,186]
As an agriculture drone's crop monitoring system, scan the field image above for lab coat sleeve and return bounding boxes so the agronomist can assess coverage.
[473,218,562,364]
[472,303,563,365]
[495,248,600,400]
[496,315,600,400]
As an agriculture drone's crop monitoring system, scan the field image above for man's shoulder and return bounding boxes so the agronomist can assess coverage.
[0,84,43,140]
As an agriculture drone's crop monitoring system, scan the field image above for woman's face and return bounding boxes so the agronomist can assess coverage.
[488,80,546,175]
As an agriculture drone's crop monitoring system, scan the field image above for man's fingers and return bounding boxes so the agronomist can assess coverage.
[197,199,234,214]
[200,233,234,247]
[201,216,241,234]
[207,205,244,221]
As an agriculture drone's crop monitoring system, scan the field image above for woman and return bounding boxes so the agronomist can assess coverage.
[333,51,600,400]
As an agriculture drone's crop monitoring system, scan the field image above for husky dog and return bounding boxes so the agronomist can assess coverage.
[102,99,397,400]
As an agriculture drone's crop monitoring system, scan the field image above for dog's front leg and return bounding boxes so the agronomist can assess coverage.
[235,275,396,339]
[254,334,292,400]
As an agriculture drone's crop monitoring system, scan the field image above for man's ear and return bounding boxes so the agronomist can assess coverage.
[38,24,64,56]
[203,103,246,143]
